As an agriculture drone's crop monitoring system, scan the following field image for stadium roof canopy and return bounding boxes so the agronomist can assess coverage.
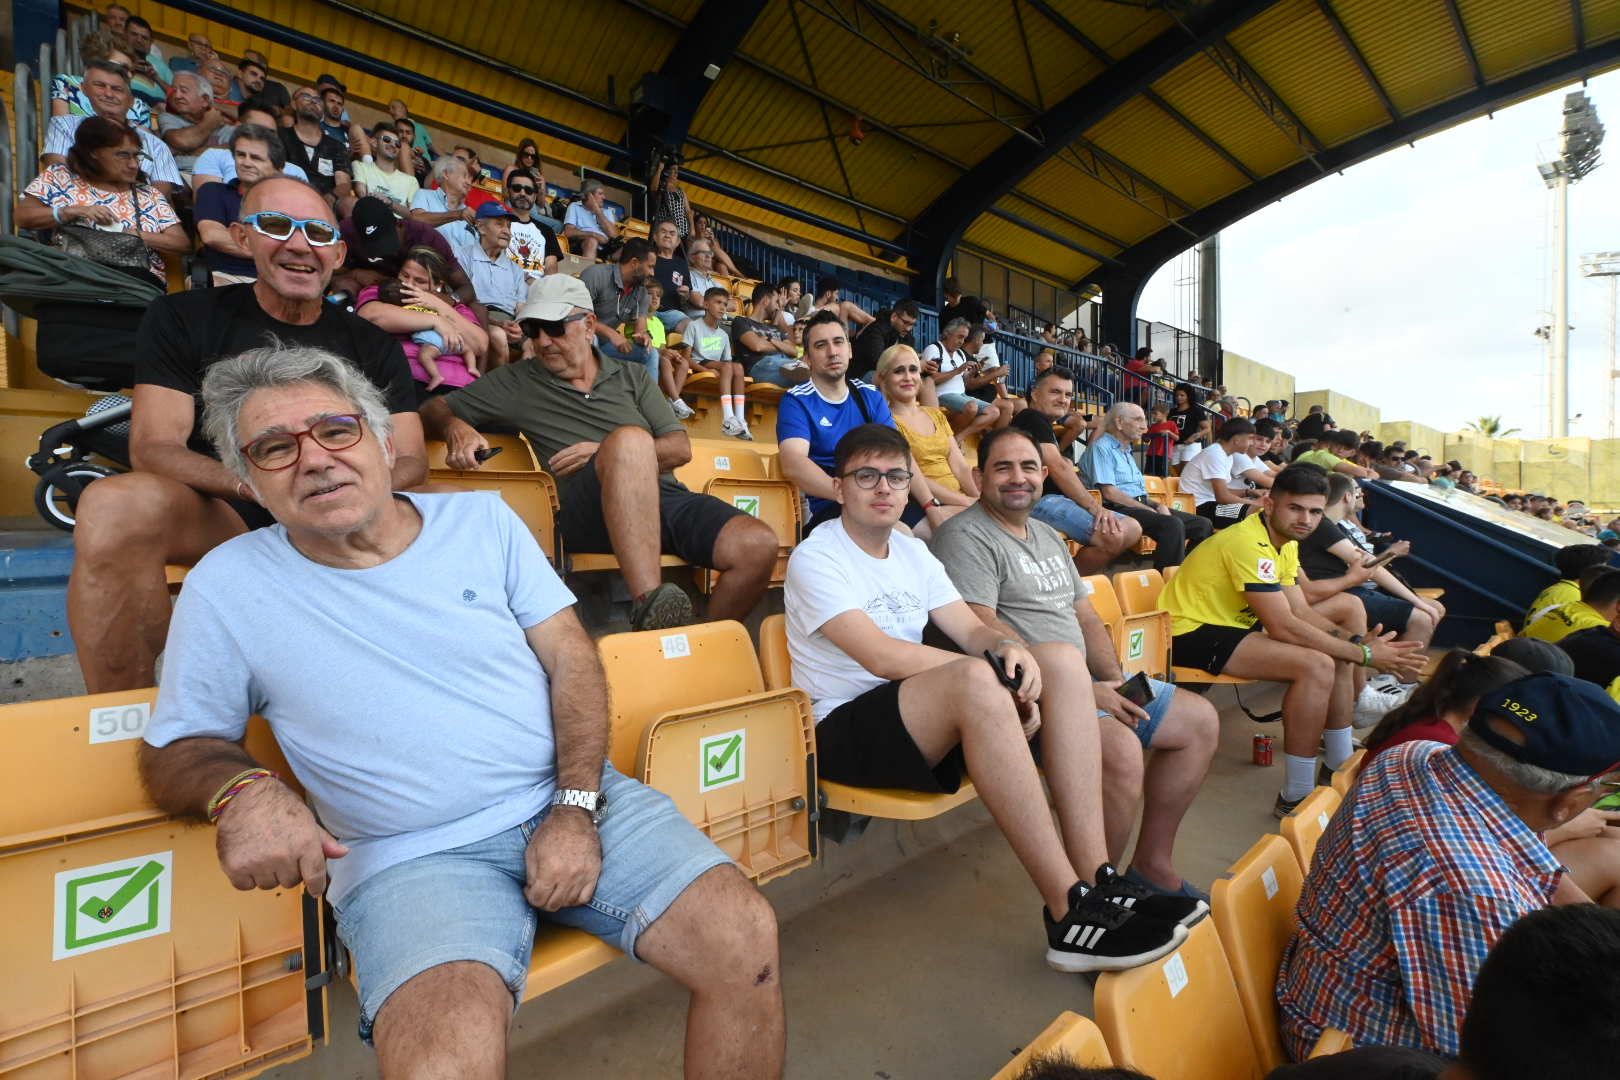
[162,0,1620,312]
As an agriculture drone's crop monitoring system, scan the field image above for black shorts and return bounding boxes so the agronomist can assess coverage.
[558,456,744,566]
[1196,500,1251,530]
[1349,584,1413,633]
[1172,622,1259,675]
[815,680,965,794]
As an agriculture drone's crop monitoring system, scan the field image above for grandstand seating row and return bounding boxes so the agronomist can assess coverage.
[3,617,1364,1080]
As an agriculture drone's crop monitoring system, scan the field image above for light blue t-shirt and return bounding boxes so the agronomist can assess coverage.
[1080,431,1147,500]
[146,491,576,904]
[564,200,616,238]
[776,379,894,514]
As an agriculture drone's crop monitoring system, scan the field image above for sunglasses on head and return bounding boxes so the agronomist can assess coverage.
[239,211,341,246]
[520,312,589,339]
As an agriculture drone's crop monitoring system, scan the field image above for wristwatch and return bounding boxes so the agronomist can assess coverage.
[551,788,608,825]
[927,497,943,509]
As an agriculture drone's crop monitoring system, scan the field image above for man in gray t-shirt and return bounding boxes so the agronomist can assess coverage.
[929,426,1220,903]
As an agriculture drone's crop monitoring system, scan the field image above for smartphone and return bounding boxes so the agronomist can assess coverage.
[983,650,1023,692]
[473,446,504,463]
[1363,547,1399,571]
[1119,671,1155,708]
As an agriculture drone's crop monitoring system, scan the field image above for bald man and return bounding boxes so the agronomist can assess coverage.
[68,177,427,693]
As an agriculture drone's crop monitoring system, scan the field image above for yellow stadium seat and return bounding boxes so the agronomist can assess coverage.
[1163,565,1179,581]
[1414,587,1445,601]
[0,691,323,1077]
[1143,476,1169,499]
[1210,834,1305,1070]
[991,1011,1113,1078]
[1171,492,1196,514]
[426,435,560,564]
[1084,573,1124,639]
[1309,1028,1354,1058]
[1115,568,1257,687]
[1094,919,1263,1080]
[1086,574,1170,680]
[1330,748,1366,798]
[597,621,816,884]
[757,614,978,820]
[702,476,801,589]
[1280,786,1342,873]
[1475,619,1515,656]
[164,562,190,592]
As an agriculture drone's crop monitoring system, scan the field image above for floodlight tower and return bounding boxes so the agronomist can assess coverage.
[1538,90,1604,437]
[1582,251,1620,438]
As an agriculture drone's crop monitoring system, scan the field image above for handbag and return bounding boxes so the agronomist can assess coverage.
[51,187,154,275]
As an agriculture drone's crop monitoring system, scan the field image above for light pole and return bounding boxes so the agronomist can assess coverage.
[1538,90,1604,437]
[1582,251,1620,438]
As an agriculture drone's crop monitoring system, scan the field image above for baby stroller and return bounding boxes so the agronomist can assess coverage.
[0,235,161,530]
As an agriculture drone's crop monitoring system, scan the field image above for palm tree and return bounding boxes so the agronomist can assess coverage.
[1466,416,1521,438]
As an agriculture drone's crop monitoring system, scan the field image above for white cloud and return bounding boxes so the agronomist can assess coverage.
[1139,71,1620,437]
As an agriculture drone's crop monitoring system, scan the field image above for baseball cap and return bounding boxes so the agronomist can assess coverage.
[517,275,593,322]
[349,197,400,260]
[1467,671,1620,777]
[315,73,346,94]
[475,201,517,221]
[1489,638,1575,677]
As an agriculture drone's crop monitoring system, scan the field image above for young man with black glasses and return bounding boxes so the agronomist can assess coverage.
[784,423,1198,974]
[503,167,562,284]
[67,176,426,694]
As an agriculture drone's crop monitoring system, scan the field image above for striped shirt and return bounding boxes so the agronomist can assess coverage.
[1276,741,1562,1061]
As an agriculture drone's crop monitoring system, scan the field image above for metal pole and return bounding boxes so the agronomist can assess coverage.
[1553,172,1570,437]
[1609,275,1617,440]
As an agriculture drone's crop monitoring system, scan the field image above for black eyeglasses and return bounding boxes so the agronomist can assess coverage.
[508,184,536,195]
[521,312,590,339]
[240,414,364,471]
[841,467,912,490]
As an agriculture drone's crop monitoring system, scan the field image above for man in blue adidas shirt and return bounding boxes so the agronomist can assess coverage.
[778,310,949,534]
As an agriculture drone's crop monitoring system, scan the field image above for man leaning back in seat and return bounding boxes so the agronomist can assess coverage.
[137,343,785,1079]
[68,176,428,694]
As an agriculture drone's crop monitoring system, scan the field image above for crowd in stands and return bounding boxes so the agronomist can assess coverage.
[26,8,1620,1078]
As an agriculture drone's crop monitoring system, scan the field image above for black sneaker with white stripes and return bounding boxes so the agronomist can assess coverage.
[1091,862,1208,928]
[1044,882,1187,974]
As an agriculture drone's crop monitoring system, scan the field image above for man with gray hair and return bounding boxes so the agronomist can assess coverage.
[157,69,227,176]
[68,177,425,694]
[563,178,621,260]
[194,124,286,284]
[409,154,476,231]
[136,343,785,1076]
[1277,671,1620,1061]
[1079,400,1212,570]
[918,317,1003,440]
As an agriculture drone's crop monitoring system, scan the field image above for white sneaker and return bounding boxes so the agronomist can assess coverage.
[737,425,755,441]
[1354,680,1412,728]
[721,416,746,438]
[669,398,695,420]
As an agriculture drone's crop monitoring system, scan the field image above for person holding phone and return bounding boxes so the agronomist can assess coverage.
[931,425,1220,903]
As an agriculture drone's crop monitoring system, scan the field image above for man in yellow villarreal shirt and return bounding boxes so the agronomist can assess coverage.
[1157,464,1425,817]
[1524,544,1613,628]
[1523,569,1620,644]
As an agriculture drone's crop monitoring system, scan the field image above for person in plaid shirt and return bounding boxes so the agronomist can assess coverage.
[1276,671,1620,1061]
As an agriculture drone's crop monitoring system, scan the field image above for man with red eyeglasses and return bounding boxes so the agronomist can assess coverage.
[68,176,426,694]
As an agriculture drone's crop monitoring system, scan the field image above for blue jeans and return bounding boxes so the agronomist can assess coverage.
[1031,493,1105,544]
[1097,677,1175,748]
[333,762,732,1042]
[749,355,806,386]
[597,336,661,382]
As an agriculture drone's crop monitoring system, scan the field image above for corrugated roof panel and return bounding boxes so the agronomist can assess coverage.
[989,193,1125,256]
[1061,0,1177,57]
[1151,56,1310,178]
[963,215,1092,285]
[881,0,1046,110]
[1084,97,1251,206]
[1586,0,1620,43]
[1016,157,1177,243]
[1230,0,1389,147]
[1462,0,1577,80]
[1337,0,1476,115]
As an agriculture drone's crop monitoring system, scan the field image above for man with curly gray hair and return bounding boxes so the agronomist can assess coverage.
[138,342,786,1077]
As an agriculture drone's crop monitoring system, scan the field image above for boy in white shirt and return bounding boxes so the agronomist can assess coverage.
[685,286,749,439]
[1179,417,1263,529]
[784,423,1194,973]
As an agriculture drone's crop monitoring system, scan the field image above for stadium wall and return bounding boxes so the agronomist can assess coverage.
[1293,389,1382,440]
[1222,351,1294,409]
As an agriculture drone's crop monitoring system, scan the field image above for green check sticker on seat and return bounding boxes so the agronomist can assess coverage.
[700,728,746,792]
[54,851,174,959]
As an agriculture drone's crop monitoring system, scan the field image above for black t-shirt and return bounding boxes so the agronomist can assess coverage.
[653,254,692,312]
[730,316,784,371]
[1298,517,1354,582]
[280,127,349,196]
[1559,626,1620,688]
[1264,1047,1444,1080]
[1167,405,1209,445]
[850,316,912,381]
[1010,408,1066,498]
[136,284,414,458]
[940,294,987,327]
[1296,411,1333,440]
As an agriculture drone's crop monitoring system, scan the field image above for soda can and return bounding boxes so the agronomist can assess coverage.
[1253,733,1274,766]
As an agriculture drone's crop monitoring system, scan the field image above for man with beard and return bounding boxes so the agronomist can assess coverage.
[351,121,421,214]
[281,85,350,202]
[503,167,562,284]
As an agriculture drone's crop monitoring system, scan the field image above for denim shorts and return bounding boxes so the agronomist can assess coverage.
[748,355,807,386]
[939,392,983,414]
[333,763,733,1042]
[1097,676,1175,748]
[654,309,687,332]
[1031,493,1109,544]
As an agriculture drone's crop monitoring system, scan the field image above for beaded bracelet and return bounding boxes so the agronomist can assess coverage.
[206,767,279,824]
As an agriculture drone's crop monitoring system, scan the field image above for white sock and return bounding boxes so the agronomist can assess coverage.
[721,397,737,422]
[1282,753,1317,801]
[1323,727,1354,771]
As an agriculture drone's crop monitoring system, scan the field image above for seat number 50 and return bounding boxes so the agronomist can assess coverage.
[88,702,151,744]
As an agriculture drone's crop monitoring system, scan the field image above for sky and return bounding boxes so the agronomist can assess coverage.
[1137,70,1620,440]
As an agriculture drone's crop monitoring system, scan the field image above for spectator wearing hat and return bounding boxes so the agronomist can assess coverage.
[563,178,621,260]
[1277,671,1620,1061]
[333,196,483,320]
[282,86,350,201]
[41,59,183,196]
[444,202,528,362]
[194,124,286,285]
[579,238,658,381]
[422,275,780,631]
[350,122,420,215]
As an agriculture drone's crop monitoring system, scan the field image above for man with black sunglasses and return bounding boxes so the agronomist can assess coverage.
[67,176,426,694]
[504,168,562,283]
[422,275,779,632]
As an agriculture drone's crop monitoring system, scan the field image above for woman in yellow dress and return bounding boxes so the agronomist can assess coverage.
[876,344,978,521]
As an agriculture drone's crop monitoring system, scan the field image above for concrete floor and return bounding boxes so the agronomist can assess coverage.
[264,682,1288,1080]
